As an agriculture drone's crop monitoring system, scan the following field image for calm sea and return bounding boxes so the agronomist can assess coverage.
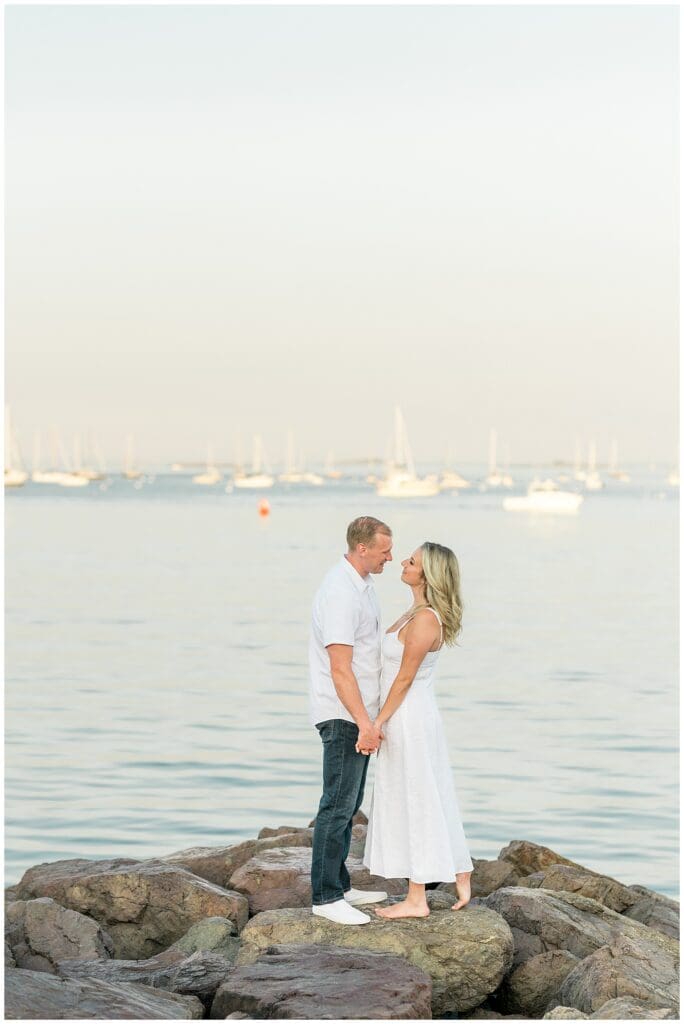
[4,467,679,899]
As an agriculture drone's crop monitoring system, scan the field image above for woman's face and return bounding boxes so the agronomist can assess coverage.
[400,548,425,589]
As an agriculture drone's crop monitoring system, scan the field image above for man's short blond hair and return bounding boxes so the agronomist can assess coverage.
[346,516,392,550]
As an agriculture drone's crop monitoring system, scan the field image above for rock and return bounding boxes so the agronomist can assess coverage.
[230,847,406,914]
[5,884,19,906]
[167,916,241,961]
[493,949,580,1017]
[520,863,643,914]
[15,857,141,899]
[57,949,234,1010]
[5,897,114,972]
[158,831,314,889]
[14,858,248,958]
[235,904,513,1015]
[438,858,519,899]
[5,939,16,968]
[349,823,367,859]
[554,932,679,1016]
[4,967,205,1019]
[622,885,680,940]
[483,886,679,969]
[210,942,432,1019]
[589,996,678,1018]
[257,825,310,838]
[498,841,591,877]
[543,1008,589,1020]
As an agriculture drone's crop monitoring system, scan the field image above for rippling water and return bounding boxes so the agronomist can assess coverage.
[5,469,679,899]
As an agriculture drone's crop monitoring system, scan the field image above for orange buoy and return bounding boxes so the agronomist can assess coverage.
[258,499,270,517]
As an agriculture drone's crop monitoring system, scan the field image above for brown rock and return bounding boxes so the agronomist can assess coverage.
[520,863,645,914]
[494,949,580,1017]
[438,858,519,899]
[309,809,368,827]
[5,897,114,973]
[555,932,679,1016]
[257,825,310,838]
[543,1008,589,1020]
[210,942,432,1019]
[622,885,679,940]
[158,831,313,888]
[15,858,248,958]
[589,996,678,1018]
[498,840,591,877]
[4,967,205,1019]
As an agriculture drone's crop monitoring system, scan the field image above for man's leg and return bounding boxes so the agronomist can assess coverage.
[339,747,370,894]
[311,719,368,906]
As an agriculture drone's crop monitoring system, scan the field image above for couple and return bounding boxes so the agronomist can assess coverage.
[308,515,474,925]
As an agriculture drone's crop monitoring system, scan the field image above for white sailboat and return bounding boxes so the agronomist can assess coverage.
[234,435,274,489]
[278,431,324,485]
[439,444,471,490]
[4,406,28,487]
[32,426,88,486]
[573,435,586,482]
[607,439,630,482]
[74,430,107,481]
[122,434,143,480]
[584,440,604,490]
[193,443,222,485]
[503,477,584,514]
[485,428,513,487]
[324,450,343,480]
[376,407,440,498]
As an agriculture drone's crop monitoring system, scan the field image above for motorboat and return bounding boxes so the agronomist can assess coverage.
[503,477,584,514]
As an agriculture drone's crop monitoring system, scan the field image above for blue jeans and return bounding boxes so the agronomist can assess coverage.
[310,718,370,906]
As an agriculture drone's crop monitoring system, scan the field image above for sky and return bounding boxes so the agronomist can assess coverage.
[4,4,679,469]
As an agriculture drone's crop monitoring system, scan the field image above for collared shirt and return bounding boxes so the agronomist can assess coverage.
[308,555,382,728]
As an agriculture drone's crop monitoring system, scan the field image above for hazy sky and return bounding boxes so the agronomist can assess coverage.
[5,4,678,468]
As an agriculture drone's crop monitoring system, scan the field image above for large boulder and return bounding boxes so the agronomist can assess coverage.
[159,831,314,888]
[235,903,513,1015]
[210,942,432,1019]
[5,897,114,972]
[588,996,678,1018]
[622,885,680,940]
[543,1009,589,1020]
[14,858,248,958]
[57,949,234,1011]
[492,949,580,1017]
[257,825,311,838]
[553,932,679,1016]
[498,841,590,877]
[230,847,406,914]
[520,863,643,913]
[4,967,204,1019]
[483,887,679,969]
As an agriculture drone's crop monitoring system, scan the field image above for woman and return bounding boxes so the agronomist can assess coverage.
[359,541,474,919]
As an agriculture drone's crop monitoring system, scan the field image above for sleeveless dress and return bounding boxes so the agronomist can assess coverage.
[363,607,474,882]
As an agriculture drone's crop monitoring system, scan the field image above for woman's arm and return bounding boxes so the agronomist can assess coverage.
[376,612,441,727]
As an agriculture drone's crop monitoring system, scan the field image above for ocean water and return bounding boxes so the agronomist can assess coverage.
[4,468,679,899]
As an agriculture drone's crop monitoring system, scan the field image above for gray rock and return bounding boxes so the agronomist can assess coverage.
[159,831,314,889]
[5,938,16,968]
[622,885,680,940]
[257,825,310,838]
[543,1008,589,1020]
[555,932,679,1016]
[14,858,248,958]
[520,863,643,914]
[483,886,679,969]
[230,847,406,914]
[210,942,432,1019]
[57,949,234,1009]
[167,915,241,960]
[236,903,513,1015]
[493,949,580,1017]
[5,967,205,1019]
[589,996,678,1018]
[5,897,114,972]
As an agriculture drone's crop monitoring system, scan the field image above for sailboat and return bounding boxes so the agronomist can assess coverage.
[607,439,630,482]
[324,450,343,480]
[31,426,88,486]
[485,428,513,487]
[584,440,604,490]
[439,444,471,490]
[573,435,586,482]
[278,431,324,485]
[503,477,584,514]
[122,434,143,480]
[234,435,274,489]
[74,430,107,481]
[4,406,28,487]
[376,407,440,498]
[193,443,222,485]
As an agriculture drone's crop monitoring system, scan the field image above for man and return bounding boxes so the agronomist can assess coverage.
[308,515,393,924]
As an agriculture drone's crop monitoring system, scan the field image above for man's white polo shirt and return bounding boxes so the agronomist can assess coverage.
[308,555,382,728]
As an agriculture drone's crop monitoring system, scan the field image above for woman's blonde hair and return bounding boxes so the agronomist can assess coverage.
[420,541,463,646]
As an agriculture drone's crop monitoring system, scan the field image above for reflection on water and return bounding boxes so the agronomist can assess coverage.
[5,471,679,898]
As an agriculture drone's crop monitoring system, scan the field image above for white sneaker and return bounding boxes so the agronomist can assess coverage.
[312,898,371,925]
[344,887,388,906]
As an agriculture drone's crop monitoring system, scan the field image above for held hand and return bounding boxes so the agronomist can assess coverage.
[356,720,385,756]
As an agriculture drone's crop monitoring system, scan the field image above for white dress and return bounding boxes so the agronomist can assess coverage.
[363,607,474,882]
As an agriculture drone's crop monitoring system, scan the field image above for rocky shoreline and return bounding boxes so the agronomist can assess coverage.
[4,812,680,1020]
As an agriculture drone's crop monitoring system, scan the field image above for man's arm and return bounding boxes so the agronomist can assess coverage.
[327,644,384,752]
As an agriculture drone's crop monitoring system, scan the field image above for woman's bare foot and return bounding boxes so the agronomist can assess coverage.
[451,870,472,911]
[374,899,430,919]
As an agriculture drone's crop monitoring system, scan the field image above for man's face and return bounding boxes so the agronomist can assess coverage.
[362,532,393,574]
